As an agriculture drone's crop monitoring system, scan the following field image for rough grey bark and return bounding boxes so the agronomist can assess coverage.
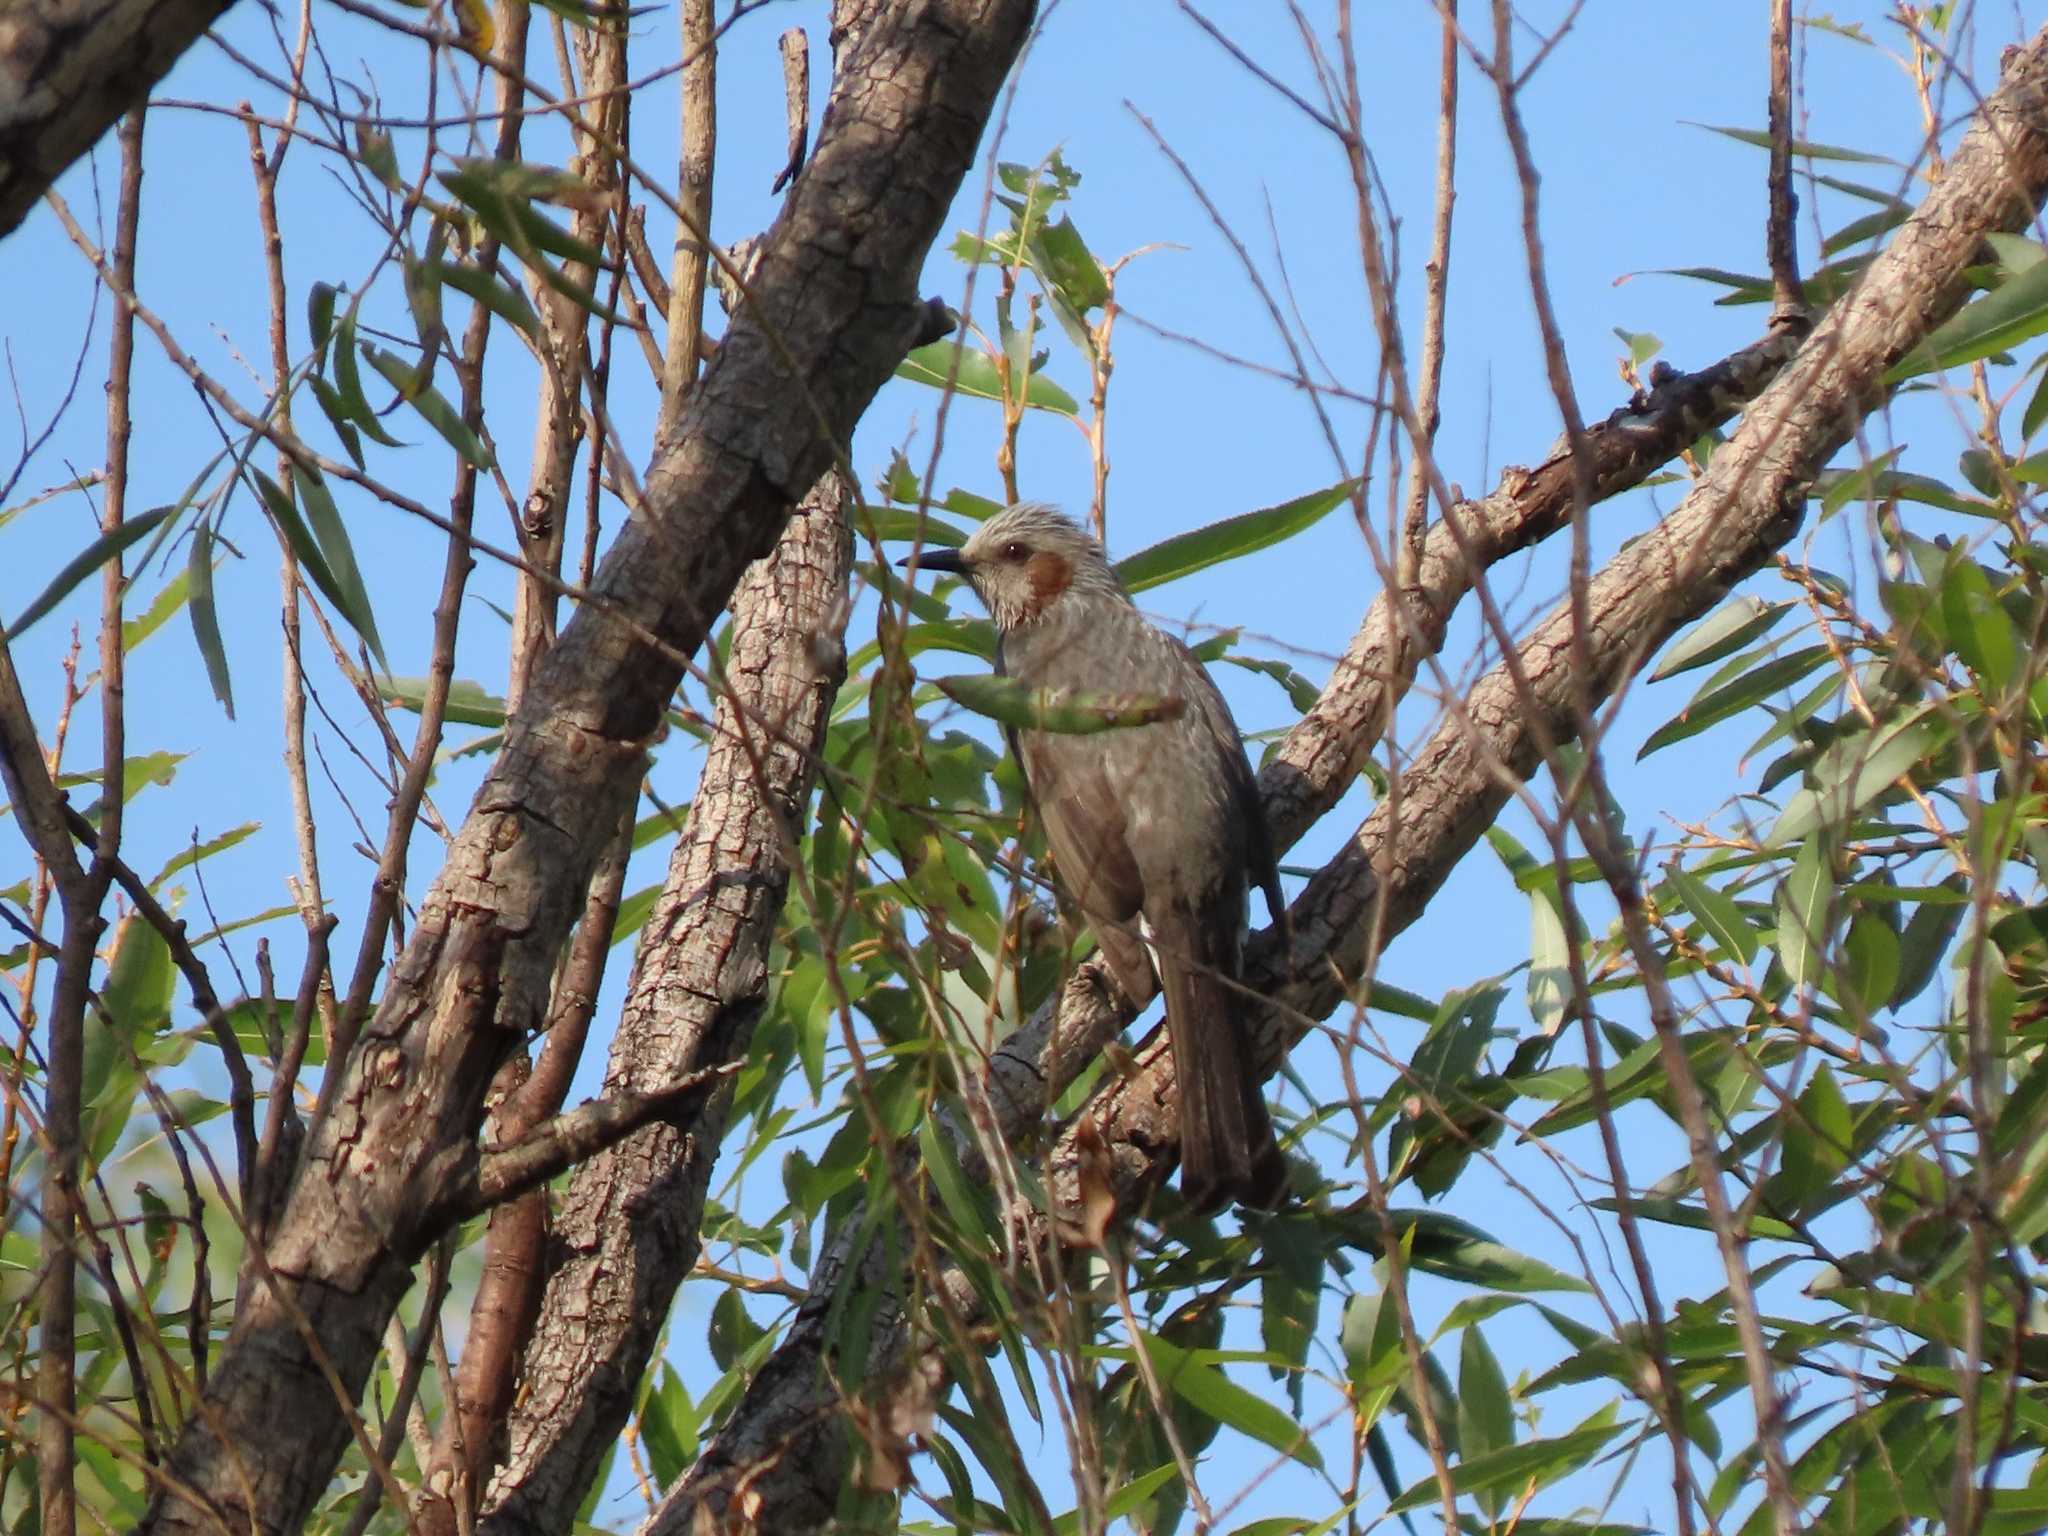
[133,3,1035,1532]
[643,30,2048,1536]
[0,0,232,235]
[477,477,851,1536]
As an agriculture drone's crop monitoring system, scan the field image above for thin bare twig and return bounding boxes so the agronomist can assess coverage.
[657,0,716,439]
[1767,0,1804,319]
[772,28,810,194]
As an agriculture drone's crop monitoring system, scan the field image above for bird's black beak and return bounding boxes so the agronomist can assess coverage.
[898,547,967,575]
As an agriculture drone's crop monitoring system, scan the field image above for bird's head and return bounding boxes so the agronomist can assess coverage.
[898,502,1125,631]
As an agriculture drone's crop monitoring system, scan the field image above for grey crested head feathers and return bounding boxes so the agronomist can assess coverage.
[922,502,1130,631]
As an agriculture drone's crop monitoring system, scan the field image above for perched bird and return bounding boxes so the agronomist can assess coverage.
[903,503,1288,1212]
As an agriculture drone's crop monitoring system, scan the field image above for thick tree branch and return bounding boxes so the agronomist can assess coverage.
[1257,323,1802,852]
[0,0,233,235]
[135,4,1035,1531]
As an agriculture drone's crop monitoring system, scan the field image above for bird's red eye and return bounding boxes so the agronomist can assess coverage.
[1001,541,1029,562]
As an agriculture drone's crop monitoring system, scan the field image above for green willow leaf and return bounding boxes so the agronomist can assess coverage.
[1115,479,1359,594]
[895,339,1080,415]
[1639,645,1834,757]
[331,311,403,447]
[149,822,259,891]
[1458,1326,1516,1519]
[8,504,177,639]
[187,522,234,718]
[308,377,368,469]
[1664,865,1760,965]
[1942,552,2019,695]
[934,673,1185,733]
[1891,875,1967,1008]
[1650,596,1792,681]
[380,676,507,728]
[1766,708,1940,847]
[307,281,338,354]
[439,165,605,266]
[1389,1418,1624,1514]
[1133,1329,1323,1471]
[1588,1195,1798,1241]
[363,346,494,467]
[1776,835,1835,991]
[862,507,969,548]
[1812,462,1996,519]
[250,470,352,630]
[638,1364,698,1487]
[430,258,541,340]
[1695,123,1899,165]
[1888,258,2048,382]
[120,566,194,653]
[2025,363,2048,437]
[291,463,388,673]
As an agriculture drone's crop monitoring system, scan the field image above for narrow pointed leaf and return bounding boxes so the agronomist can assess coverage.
[1776,836,1835,992]
[1133,1329,1323,1470]
[8,504,177,639]
[291,464,388,671]
[1388,1420,1624,1513]
[1639,645,1834,757]
[895,340,1079,415]
[149,822,259,890]
[934,673,1184,733]
[1887,258,2048,382]
[1693,123,1899,164]
[363,346,494,467]
[431,258,541,340]
[332,312,404,446]
[1650,597,1791,681]
[1116,479,1359,593]
[1664,866,1759,965]
[307,281,338,353]
[187,522,234,718]
[1766,709,1940,846]
[251,470,351,625]
[1459,1326,1516,1519]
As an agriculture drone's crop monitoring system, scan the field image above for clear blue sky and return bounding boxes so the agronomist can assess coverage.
[0,2,2025,1529]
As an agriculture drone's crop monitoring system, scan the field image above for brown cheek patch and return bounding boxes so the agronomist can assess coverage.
[1025,551,1072,610]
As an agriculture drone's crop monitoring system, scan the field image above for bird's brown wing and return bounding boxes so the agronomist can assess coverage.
[1173,640,1287,926]
[1015,728,1155,1007]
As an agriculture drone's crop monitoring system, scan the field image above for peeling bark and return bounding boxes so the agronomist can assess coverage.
[133,2,1034,1530]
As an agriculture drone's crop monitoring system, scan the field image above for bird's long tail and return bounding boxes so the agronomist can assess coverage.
[1156,921,1286,1214]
